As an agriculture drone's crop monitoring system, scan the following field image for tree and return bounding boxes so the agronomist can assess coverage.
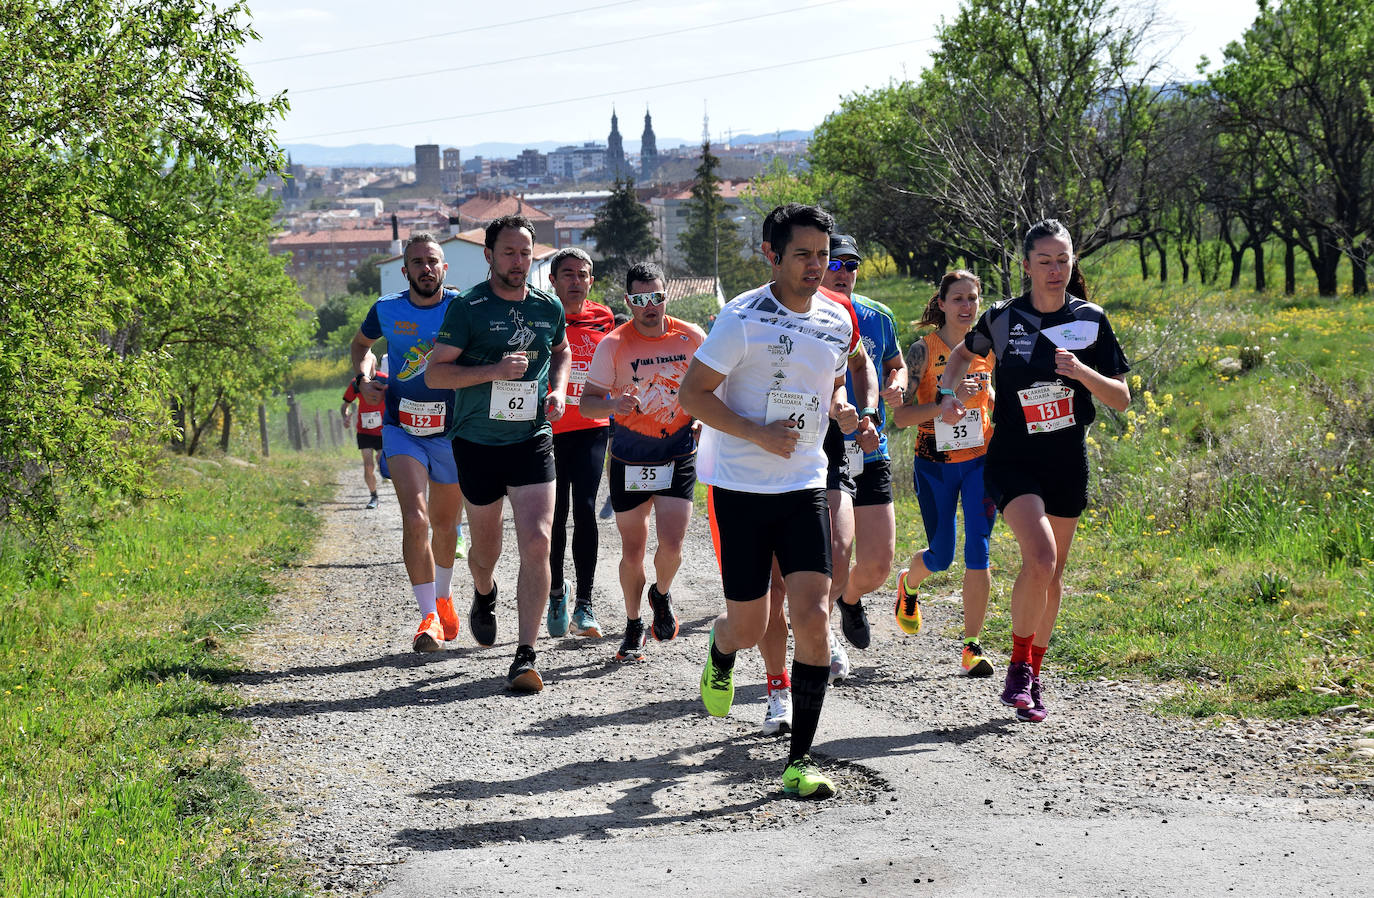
[347,253,388,295]
[0,0,287,552]
[1209,0,1374,295]
[677,142,766,297]
[584,176,657,282]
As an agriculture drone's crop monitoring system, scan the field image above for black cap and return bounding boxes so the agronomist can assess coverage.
[830,234,861,260]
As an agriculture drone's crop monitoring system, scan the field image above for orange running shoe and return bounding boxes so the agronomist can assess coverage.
[436,595,460,641]
[894,568,922,635]
[413,612,443,653]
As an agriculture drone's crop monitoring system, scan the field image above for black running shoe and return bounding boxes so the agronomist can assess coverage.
[469,585,498,647]
[647,583,679,641]
[616,618,647,662]
[837,598,871,649]
[506,644,543,692]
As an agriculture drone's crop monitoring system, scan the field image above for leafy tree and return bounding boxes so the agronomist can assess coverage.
[677,141,766,297]
[585,176,658,281]
[1209,0,1374,295]
[0,0,287,552]
[347,252,388,295]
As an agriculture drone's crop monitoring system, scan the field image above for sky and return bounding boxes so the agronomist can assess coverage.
[239,0,1264,150]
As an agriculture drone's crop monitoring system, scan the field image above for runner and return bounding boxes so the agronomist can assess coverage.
[426,214,570,693]
[581,261,704,663]
[546,248,615,640]
[824,235,906,662]
[935,220,1130,722]
[350,234,465,653]
[891,270,998,677]
[340,360,388,510]
[681,203,859,799]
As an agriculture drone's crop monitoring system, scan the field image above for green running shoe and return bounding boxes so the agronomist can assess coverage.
[699,628,735,717]
[782,755,835,800]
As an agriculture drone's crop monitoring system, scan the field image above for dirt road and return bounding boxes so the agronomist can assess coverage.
[235,472,1373,897]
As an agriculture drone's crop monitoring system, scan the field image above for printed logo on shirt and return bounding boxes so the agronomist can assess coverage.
[506,308,536,353]
[396,339,433,381]
[768,334,795,357]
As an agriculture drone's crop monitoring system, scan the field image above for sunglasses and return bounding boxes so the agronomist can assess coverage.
[626,291,667,307]
[827,259,860,272]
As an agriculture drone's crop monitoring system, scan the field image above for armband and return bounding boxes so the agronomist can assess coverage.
[860,406,879,419]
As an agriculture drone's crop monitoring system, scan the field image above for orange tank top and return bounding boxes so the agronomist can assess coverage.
[915,331,994,463]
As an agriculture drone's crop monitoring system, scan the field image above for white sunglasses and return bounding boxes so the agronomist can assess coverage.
[626,291,667,307]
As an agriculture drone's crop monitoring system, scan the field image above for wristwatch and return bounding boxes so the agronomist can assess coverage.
[936,387,956,402]
[860,406,878,419]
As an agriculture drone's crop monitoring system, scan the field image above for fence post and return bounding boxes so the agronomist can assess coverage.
[259,403,270,458]
[314,410,324,449]
[286,393,303,451]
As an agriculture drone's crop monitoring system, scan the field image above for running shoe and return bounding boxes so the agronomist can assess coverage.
[436,595,460,641]
[1016,676,1048,723]
[647,583,679,642]
[699,628,735,717]
[546,586,570,638]
[837,597,871,649]
[761,687,793,736]
[599,496,614,519]
[782,755,835,800]
[615,618,647,662]
[828,630,851,684]
[571,600,602,638]
[365,493,379,510]
[469,586,497,647]
[961,640,994,678]
[454,529,467,560]
[412,612,443,653]
[506,644,544,692]
[1000,660,1034,709]
[894,568,922,635]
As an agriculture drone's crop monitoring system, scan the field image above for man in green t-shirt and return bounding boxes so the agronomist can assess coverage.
[427,214,571,692]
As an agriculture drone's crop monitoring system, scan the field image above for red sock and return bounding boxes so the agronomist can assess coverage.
[1011,632,1035,665]
[767,671,791,693]
[1031,644,1048,676]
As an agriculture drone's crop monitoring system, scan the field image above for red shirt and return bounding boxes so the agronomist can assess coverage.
[552,299,616,434]
[342,372,388,435]
[817,286,862,355]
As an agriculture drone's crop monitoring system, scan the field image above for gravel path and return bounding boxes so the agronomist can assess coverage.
[235,470,1374,897]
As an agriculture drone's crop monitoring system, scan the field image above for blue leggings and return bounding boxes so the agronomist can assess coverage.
[913,456,997,572]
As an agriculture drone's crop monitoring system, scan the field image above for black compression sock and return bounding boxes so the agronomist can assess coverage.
[788,661,829,764]
[710,638,736,673]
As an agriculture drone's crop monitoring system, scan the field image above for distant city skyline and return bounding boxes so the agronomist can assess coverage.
[241,0,1264,149]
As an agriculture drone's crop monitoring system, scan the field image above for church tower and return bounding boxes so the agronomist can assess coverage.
[640,106,659,182]
[606,107,628,178]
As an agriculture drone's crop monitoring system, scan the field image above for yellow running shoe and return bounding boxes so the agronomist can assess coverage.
[894,568,922,635]
[782,755,835,800]
[961,640,994,677]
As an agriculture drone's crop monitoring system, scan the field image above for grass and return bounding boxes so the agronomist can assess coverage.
[866,255,1374,718]
[0,452,339,896]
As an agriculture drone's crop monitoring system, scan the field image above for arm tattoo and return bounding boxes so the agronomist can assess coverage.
[903,339,926,405]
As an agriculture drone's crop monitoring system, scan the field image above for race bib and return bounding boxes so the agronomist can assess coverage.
[764,390,822,446]
[844,439,864,474]
[398,398,445,436]
[1018,383,1075,434]
[566,368,588,407]
[490,380,538,421]
[935,407,985,451]
[624,461,675,492]
[359,411,382,431]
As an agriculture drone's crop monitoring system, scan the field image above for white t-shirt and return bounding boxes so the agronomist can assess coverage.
[694,284,853,493]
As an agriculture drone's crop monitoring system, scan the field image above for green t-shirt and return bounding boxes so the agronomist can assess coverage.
[436,280,567,445]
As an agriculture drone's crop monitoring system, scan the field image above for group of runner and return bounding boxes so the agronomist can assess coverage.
[341,206,1131,800]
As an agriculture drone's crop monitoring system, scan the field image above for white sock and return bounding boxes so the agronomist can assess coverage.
[435,564,454,598]
[412,581,437,616]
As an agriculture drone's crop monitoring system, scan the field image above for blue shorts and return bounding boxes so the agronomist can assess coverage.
[382,425,458,484]
[913,456,997,572]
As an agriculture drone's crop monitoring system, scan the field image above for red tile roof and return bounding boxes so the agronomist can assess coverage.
[457,195,553,222]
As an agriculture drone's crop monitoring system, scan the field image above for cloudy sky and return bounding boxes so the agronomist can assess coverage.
[238,0,1264,149]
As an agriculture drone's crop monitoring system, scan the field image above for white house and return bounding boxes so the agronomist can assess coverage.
[377,228,557,297]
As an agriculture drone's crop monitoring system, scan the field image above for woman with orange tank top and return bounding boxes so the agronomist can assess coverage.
[890,270,999,678]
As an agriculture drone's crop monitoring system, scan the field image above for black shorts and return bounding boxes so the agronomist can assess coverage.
[356,432,383,451]
[852,456,893,507]
[823,420,856,496]
[710,486,831,601]
[984,439,1089,518]
[608,453,697,513]
[452,431,556,507]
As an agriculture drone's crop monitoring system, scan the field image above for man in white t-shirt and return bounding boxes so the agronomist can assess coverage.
[679,203,860,801]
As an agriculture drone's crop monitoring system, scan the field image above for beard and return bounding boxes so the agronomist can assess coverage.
[406,271,442,298]
[492,266,527,291]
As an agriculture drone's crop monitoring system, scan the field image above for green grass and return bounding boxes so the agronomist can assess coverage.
[0,453,340,896]
[868,256,1374,718]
